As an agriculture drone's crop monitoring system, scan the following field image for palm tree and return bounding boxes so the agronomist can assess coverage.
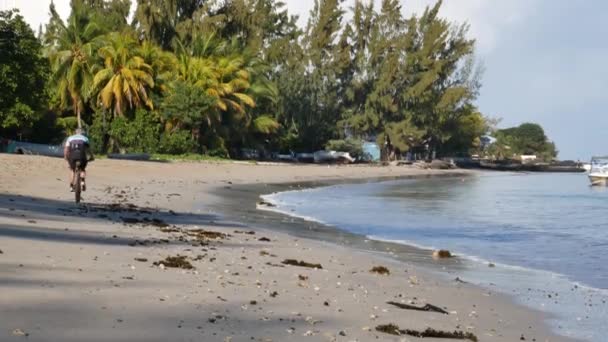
[46,1,103,128]
[136,40,177,96]
[91,32,155,117]
[211,55,256,116]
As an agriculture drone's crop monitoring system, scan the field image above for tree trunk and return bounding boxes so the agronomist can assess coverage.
[73,97,82,129]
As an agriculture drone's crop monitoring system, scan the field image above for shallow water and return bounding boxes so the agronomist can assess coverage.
[261,172,608,342]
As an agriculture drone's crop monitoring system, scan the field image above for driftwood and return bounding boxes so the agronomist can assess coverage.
[386,301,449,314]
[281,259,323,269]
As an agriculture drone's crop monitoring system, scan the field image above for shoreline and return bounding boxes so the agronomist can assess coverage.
[0,154,574,341]
[209,175,590,340]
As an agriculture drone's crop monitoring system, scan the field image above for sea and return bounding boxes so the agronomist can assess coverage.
[259,172,608,342]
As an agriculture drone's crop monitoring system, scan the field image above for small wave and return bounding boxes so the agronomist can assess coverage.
[367,235,438,251]
[256,200,329,226]
[368,235,608,296]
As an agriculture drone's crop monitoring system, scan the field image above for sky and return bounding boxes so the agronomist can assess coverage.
[2,0,607,160]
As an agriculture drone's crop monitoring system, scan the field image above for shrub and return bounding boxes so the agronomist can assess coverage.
[88,112,108,153]
[159,130,197,154]
[109,110,161,153]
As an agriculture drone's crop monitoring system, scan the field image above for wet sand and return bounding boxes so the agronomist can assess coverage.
[0,154,573,341]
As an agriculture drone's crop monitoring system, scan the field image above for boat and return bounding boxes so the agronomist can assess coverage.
[313,150,355,164]
[1,138,63,158]
[588,156,608,185]
[479,159,523,171]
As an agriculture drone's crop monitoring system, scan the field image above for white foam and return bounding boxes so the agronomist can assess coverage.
[257,195,329,225]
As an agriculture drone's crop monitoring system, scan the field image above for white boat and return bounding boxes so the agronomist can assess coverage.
[588,156,608,185]
[313,150,355,164]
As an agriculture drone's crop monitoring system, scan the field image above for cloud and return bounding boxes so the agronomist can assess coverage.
[283,0,539,56]
[6,0,535,57]
[2,0,70,31]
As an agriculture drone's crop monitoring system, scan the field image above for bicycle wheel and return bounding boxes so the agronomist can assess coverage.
[74,163,82,204]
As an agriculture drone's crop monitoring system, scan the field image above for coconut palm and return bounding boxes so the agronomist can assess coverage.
[91,32,155,117]
[136,40,177,95]
[46,1,103,128]
[212,55,256,116]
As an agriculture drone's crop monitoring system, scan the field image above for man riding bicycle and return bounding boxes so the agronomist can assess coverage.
[63,128,94,192]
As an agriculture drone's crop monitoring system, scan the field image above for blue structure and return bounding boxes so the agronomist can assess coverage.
[362,142,380,162]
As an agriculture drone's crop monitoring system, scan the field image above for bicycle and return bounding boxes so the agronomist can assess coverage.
[73,160,84,204]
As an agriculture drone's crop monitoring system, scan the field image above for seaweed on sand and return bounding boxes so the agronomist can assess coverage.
[375,324,401,335]
[370,266,390,275]
[153,255,194,269]
[185,229,228,240]
[281,259,323,269]
[159,227,181,233]
[375,324,478,341]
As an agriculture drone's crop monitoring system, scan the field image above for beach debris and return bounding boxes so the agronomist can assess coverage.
[432,250,453,258]
[454,277,468,283]
[281,259,323,269]
[12,328,28,337]
[185,229,228,240]
[153,255,194,269]
[0,249,3,254]
[147,218,169,227]
[265,262,285,267]
[258,200,276,207]
[488,262,496,267]
[128,239,170,247]
[298,275,309,281]
[208,314,226,323]
[134,258,148,262]
[270,291,279,298]
[234,230,256,235]
[375,324,478,341]
[121,217,141,224]
[375,324,401,335]
[121,216,170,228]
[386,301,449,314]
[370,266,390,275]
[159,227,180,233]
[258,237,271,242]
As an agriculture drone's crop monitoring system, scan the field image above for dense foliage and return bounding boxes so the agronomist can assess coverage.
[0,10,49,136]
[487,123,558,162]
[0,0,557,159]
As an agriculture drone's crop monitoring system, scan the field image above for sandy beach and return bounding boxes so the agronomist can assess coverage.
[0,154,572,341]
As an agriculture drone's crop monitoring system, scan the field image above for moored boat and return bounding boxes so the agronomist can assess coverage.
[588,156,608,186]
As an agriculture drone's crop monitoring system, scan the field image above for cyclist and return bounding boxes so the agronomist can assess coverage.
[63,128,94,192]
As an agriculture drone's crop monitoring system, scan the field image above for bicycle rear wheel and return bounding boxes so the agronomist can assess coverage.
[74,163,81,204]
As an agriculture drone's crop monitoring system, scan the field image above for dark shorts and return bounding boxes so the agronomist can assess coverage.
[68,156,88,171]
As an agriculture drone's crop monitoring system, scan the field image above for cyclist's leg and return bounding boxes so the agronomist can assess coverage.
[67,159,76,189]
